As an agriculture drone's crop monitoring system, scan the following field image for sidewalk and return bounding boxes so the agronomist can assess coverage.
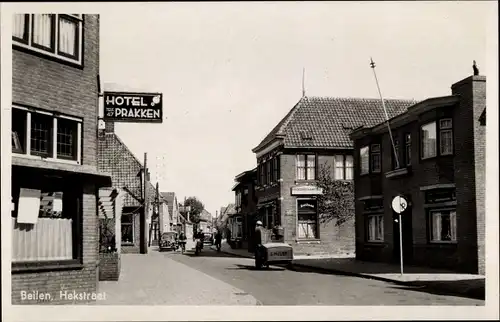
[96,249,259,305]
[213,241,485,300]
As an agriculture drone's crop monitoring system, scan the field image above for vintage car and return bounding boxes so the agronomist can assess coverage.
[255,242,294,269]
[159,231,178,252]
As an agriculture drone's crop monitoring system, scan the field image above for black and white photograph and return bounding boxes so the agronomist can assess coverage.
[1,1,498,321]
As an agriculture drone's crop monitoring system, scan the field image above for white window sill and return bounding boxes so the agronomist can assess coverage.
[295,239,321,244]
[429,240,457,245]
[12,153,80,166]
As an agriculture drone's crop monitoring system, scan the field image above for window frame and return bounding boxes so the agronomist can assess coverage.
[12,14,84,67]
[11,171,83,272]
[12,106,82,165]
[370,144,381,173]
[420,121,437,160]
[296,154,317,181]
[405,133,412,166]
[333,154,354,180]
[428,208,457,244]
[121,213,135,245]
[392,138,400,170]
[366,213,384,243]
[439,118,454,156]
[296,198,319,240]
[360,145,370,175]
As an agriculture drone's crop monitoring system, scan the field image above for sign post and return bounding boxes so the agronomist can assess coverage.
[391,195,408,276]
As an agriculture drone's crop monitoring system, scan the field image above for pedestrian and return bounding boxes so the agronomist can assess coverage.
[214,229,222,251]
[254,220,264,261]
[178,231,187,253]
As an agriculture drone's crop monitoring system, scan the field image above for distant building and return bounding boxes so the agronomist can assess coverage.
[252,96,415,256]
[231,168,258,251]
[349,73,486,274]
[161,192,181,232]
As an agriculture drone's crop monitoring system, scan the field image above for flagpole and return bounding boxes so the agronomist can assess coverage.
[370,58,400,169]
[370,58,403,276]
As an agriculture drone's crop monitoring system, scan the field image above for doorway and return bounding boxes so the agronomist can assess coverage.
[392,208,413,264]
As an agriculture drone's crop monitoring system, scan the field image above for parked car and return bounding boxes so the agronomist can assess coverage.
[159,232,178,251]
[203,232,213,245]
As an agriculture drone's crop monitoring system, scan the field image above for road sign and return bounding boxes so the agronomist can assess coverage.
[391,195,408,214]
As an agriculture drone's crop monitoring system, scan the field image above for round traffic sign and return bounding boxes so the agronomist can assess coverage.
[391,195,408,214]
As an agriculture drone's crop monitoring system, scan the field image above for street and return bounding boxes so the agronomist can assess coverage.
[167,247,484,306]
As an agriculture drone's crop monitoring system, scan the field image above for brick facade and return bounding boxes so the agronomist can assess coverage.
[11,15,113,304]
[350,75,486,274]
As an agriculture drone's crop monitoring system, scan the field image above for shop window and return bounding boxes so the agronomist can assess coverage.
[12,106,82,164]
[360,146,369,175]
[296,154,316,180]
[13,14,83,66]
[429,209,457,243]
[297,199,318,239]
[366,214,384,242]
[11,174,81,265]
[421,121,437,159]
[121,214,134,245]
[273,156,280,182]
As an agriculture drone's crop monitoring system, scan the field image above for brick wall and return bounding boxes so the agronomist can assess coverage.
[11,15,102,304]
[279,152,356,256]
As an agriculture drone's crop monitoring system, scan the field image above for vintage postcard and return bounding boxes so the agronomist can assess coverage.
[1,1,498,321]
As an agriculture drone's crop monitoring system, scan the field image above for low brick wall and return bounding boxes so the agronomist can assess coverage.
[98,253,120,281]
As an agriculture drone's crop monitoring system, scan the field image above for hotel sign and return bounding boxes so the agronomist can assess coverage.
[291,185,323,196]
[103,92,163,123]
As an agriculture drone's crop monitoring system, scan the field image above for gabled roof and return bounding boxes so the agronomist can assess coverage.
[160,192,177,216]
[252,96,417,152]
[98,132,157,207]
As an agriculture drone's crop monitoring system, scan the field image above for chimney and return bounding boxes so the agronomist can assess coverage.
[451,74,486,120]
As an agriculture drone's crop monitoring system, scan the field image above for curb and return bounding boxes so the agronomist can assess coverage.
[290,262,485,301]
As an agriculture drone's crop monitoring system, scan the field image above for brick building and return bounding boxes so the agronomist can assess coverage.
[97,121,156,254]
[231,168,258,251]
[349,73,486,274]
[11,14,112,304]
[252,96,415,256]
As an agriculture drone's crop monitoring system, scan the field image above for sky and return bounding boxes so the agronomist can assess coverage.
[98,1,492,216]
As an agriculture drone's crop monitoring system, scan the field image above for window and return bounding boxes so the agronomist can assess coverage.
[345,155,354,180]
[296,154,316,180]
[266,206,273,229]
[366,214,384,242]
[333,155,354,180]
[405,133,411,166]
[392,138,400,170]
[12,108,27,154]
[12,14,83,65]
[429,209,457,243]
[266,161,271,184]
[12,107,82,164]
[297,199,318,239]
[439,119,453,155]
[334,155,345,180]
[273,156,280,182]
[11,173,81,264]
[360,146,369,175]
[370,144,381,173]
[121,214,134,244]
[421,121,437,159]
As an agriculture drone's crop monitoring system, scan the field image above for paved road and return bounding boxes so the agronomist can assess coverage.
[166,247,484,306]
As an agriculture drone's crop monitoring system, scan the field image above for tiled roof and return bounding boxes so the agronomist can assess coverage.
[253,96,417,151]
[161,192,176,216]
[98,133,157,207]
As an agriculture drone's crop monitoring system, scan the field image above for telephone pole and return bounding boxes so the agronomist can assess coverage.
[140,152,148,254]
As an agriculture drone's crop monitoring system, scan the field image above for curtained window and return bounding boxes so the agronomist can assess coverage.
[297,199,318,239]
[421,121,437,159]
[429,209,457,242]
[366,214,384,242]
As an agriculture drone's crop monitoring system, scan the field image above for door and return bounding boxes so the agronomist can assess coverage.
[392,209,413,264]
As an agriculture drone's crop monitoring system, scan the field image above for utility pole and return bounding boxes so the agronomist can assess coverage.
[140,152,148,254]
